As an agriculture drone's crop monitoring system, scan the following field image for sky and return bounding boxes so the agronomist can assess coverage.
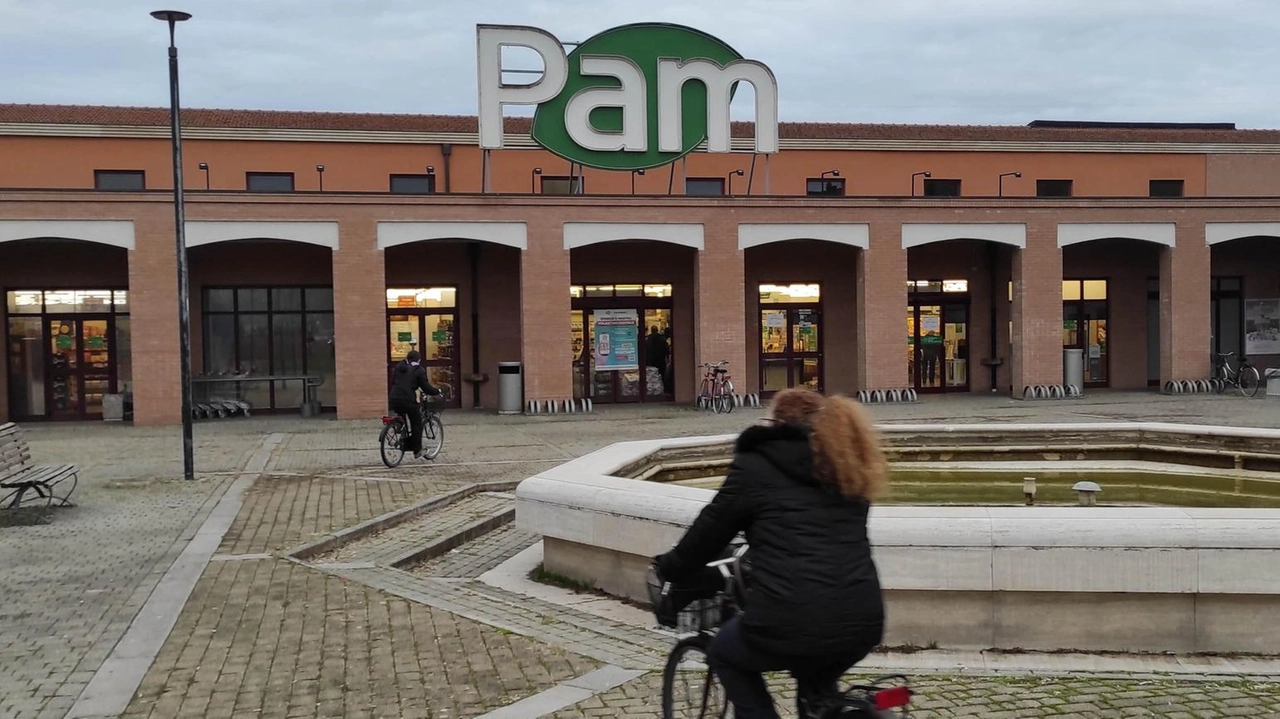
[2,0,1279,128]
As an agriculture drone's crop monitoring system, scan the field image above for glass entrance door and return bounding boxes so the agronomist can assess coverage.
[386,311,460,407]
[908,302,969,392]
[581,308,671,404]
[759,306,822,393]
[570,284,674,404]
[45,316,114,419]
[1062,280,1109,386]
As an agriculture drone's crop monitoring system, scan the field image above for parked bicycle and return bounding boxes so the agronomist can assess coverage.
[1214,351,1260,398]
[378,390,446,467]
[697,361,735,414]
[647,541,912,719]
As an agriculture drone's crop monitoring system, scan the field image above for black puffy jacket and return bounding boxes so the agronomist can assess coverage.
[654,422,884,657]
[389,360,439,404]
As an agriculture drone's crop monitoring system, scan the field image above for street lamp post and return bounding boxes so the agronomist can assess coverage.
[316,164,325,192]
[198,162,209,190]
[631,168,645,195]
[531,167,542,193]
[151,9,195,481]
[999,171,1022,197]
[910,171,931,198]
[727,168,744,196]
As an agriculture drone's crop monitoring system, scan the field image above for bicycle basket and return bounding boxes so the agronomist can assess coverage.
[423,393,447,410]
[646,564,728,632]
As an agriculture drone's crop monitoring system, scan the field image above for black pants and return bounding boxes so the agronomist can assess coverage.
[390,399,422,453]
[708,615,879,719]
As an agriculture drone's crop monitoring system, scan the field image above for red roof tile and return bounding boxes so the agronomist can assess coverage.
[2,103,1279,144]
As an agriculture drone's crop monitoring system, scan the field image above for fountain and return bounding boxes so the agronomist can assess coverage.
[515,422,1280,655]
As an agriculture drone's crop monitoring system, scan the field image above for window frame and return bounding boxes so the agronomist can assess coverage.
[684,177,726,196]
[1149,179,1185,198]
[805,178,847,197]
[245,172,297,193]
[539,175,583,195]
[922,178,962,197]
[1035,179,1074,197]
[93,170,146,191]
[389,174,437,194]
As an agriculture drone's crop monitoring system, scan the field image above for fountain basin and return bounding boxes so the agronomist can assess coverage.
[515,422,1280,655]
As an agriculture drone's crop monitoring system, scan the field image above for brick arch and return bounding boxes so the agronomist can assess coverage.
[186,220,339,249]
[0,220,135,250]
[1206,222,1280,246]
[376,221,527,251]
[737,223,869,250]
[901,223,1026,249]
[1057,223,1175,248]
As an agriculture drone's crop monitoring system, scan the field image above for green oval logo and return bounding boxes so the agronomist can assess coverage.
[531,23,742,171]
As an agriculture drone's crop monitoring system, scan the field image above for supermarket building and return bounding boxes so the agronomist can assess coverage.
[3,24,1280,425]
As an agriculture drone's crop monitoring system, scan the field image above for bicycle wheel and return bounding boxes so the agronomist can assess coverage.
[698,378,713,410]
[379,420,406,468]
[719,379,735,415]
[662,636,727,719]
[1239,366,1261,398]
[421,413,445,459]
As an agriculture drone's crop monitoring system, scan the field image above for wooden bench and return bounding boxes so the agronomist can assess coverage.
[0,422,78,509]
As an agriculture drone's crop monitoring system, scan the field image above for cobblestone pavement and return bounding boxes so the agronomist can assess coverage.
[0,477,226,719]
[5,393,1280,719]
[410,524,540,578]
[120,559,597,719]
[313,491,513,566]
[551,670,1280,718]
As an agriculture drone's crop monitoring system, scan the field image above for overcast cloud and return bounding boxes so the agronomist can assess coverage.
[2,0,1278,127]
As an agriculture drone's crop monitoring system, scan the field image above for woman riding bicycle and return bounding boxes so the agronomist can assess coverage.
[653,388,888,719]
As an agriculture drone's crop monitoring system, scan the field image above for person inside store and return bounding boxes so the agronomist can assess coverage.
[651,388,888,719]
[646,325,670,393]
[388,349,443,460]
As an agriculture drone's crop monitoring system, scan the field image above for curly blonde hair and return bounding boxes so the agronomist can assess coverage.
[768,388,888,501]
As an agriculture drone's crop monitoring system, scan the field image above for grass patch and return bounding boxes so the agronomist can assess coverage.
[528,563,595,593]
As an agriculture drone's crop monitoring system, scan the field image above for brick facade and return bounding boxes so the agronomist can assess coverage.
[857,223,908,390]
[1012,222,1064,393]
[1161,226,1212,384]
[1,192,1278,424]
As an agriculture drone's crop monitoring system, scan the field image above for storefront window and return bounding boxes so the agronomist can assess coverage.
[7,291,42,314]
[5,289,128,420]
[385,287,457,309]
[202,286,336,410]
[569,285,674,299]
[759,283,821,303]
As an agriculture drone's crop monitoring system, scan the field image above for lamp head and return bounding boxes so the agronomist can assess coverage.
[533,167,543,175]
[315,164,325,172]
[426,166,435,174]
[198,162,208,170]
[150,10,192,22]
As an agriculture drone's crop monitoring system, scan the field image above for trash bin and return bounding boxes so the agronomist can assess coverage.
[102,393,125,422]
[1063,348,1085,393]
[497,362,523,414]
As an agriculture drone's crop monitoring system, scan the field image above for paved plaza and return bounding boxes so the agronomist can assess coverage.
[3,392,1280,718]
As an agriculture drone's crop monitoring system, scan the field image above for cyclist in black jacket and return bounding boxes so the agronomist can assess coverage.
[654,388,888,719]
[388,350,442,459]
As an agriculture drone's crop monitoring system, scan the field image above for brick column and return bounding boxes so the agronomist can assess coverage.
[520,220,572,404]
[333,219,387,419]
[1160,225,1211,385]
[1011,222,1063,396]
[857,223,907,391]
[695,223,746,396]
[129,212,182,425]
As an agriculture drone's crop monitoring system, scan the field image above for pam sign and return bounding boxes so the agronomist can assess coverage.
[477,23,778,171]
